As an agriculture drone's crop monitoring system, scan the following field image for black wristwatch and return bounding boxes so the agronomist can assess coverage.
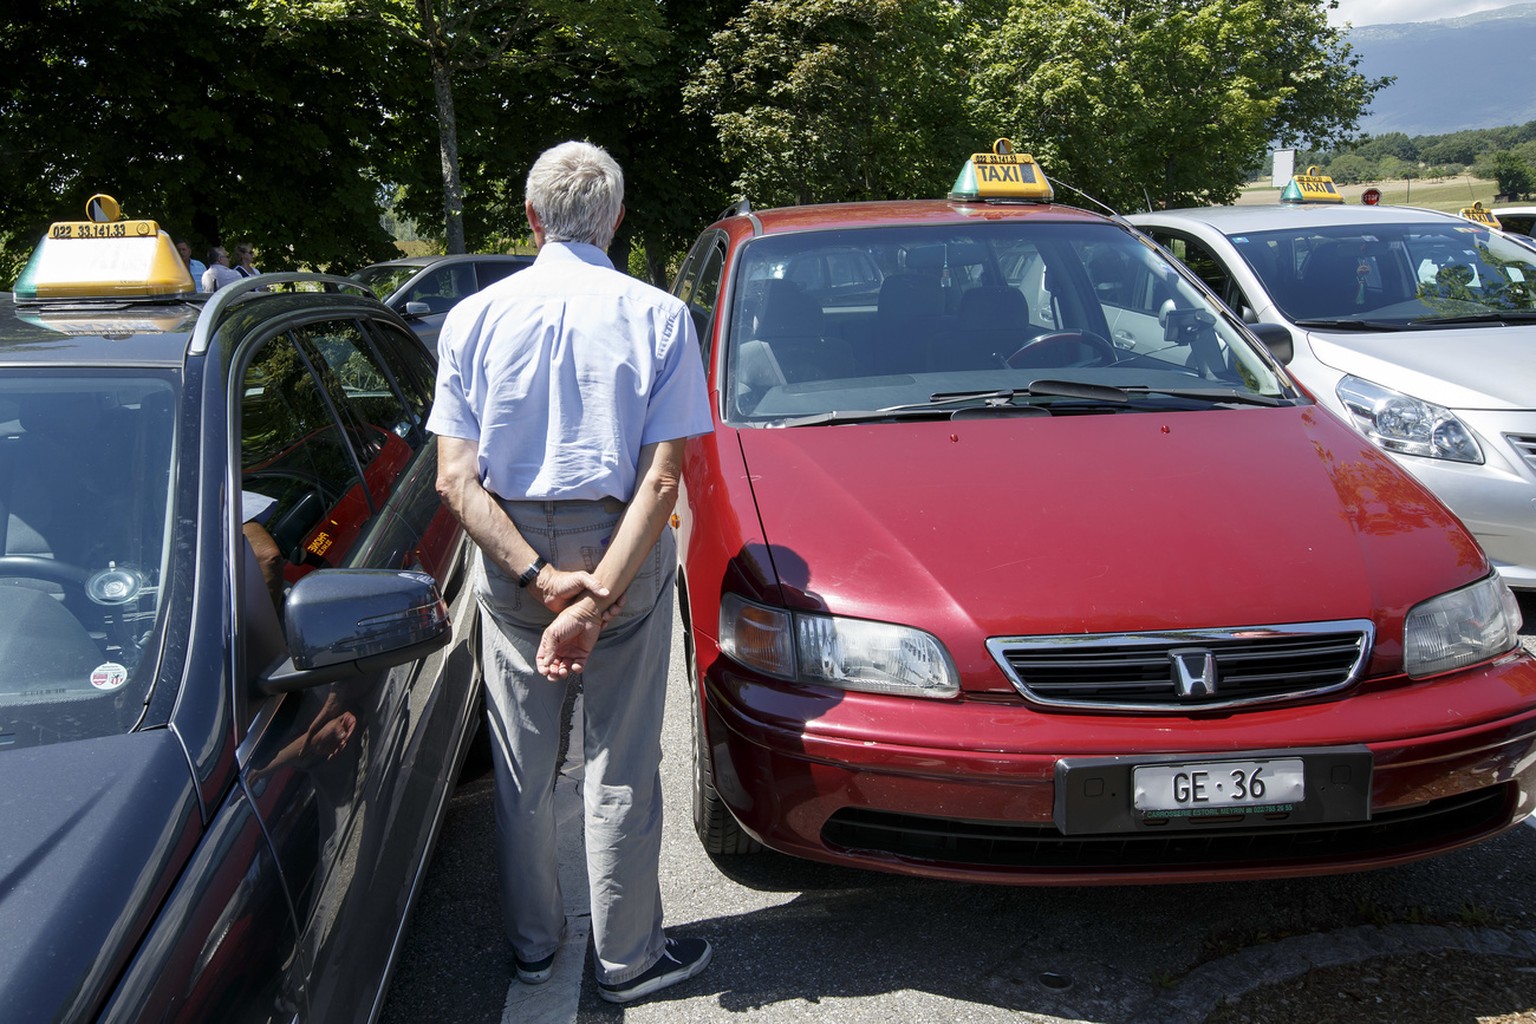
[517,557,547,589]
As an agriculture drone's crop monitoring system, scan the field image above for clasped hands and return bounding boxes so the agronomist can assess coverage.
[530,565,625,679]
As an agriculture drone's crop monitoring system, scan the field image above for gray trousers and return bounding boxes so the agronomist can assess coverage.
[475,498,674,985]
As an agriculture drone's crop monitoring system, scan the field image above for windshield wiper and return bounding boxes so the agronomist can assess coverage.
[1026,379,1287,408]
[1292,318,1405,330]
[1409,311,1536,326]
[767,381,1285,427]
[771,390,1033,427]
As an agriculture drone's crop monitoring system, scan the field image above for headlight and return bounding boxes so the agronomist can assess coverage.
[719,593,959,698]
[1403,574,1521,678]
[1336,375,1482,464]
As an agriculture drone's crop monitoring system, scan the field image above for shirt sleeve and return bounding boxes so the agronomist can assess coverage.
[424,319,482,441]
[640,303,714,446]
[241,490,277,525]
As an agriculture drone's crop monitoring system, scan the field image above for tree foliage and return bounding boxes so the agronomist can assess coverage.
[0,0,400,279]
[684,0,975,208]
[968,0,1388,211]
[9,0,1507,287]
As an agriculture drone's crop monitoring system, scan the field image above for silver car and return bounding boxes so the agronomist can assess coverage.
[349,253,534,344]
[1127,202,1536,589]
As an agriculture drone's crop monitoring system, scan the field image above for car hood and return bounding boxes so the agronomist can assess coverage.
[1304,324,1536,411]
[737,406,1486,661]
[0,729,201,1021]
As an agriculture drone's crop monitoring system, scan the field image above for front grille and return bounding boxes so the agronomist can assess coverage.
[821,785,1513,875]
[1504,433,1536,475]
[986,620,1373,712]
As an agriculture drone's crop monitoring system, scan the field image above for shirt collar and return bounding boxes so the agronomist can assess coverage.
[536,240,614,271]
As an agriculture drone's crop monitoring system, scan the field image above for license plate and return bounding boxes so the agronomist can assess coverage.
[1133,758,1305,815]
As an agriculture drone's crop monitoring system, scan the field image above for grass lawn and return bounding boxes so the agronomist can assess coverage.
[1236,176,1501,213]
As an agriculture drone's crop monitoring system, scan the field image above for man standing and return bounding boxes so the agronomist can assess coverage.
[175,240,206,286]
[201,246,242,292]
[430,141,714,1004]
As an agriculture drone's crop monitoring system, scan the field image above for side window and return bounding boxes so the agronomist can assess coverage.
[240,332,367,579]
[690,241,727,359]
[475,259,527,289]
[366,319,437,432]
[405,265,476,313]
[676,233,727,360]
[1152,233,1256,320]
[290,321,418,516]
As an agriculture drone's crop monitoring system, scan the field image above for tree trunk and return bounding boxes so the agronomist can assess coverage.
[421,0,465,255]
[431,55,465,254]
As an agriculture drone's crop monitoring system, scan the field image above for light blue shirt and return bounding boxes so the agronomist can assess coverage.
[427,242,712,502]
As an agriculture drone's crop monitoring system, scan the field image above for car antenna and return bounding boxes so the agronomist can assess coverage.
[1047,175,1120,218]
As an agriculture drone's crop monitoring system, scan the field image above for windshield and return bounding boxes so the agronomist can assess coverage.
[724,221,1290,425]
[1230,221,1536,325]
[0,371,176,748]
[349,263,421,301]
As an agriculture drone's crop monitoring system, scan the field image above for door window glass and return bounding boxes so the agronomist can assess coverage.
[240,332,366,578]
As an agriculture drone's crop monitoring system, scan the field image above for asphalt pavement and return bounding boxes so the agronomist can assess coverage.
[378,598,1536,1024]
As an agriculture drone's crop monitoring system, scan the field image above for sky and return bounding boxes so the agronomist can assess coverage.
[1327,0,1517,25]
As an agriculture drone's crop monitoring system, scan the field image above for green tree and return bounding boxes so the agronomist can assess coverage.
[1352,132,1418,164]
[968,0,1388,211]
[0,0,399,281]
[684,0,976,209]
[1420,131,1483,168]
[269,0,670,254]
[1324,153,1374,184]
[1491,151,1534,201]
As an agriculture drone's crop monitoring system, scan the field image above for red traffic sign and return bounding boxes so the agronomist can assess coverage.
[1362,187,1382,206]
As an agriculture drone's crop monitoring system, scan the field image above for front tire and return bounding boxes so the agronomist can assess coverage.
[685,623,761,855]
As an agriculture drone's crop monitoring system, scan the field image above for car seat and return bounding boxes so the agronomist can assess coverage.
[746,279,855,385]
[873,274,948,373]
[1300,245,1371,316]
[952,286,1032,369]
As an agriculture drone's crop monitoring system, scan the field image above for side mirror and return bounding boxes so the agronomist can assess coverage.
[1248,322,1295,364]
[402,300,431,318]
[256,569,451,695]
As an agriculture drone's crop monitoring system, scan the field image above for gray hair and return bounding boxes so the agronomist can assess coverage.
[525,141,624,249]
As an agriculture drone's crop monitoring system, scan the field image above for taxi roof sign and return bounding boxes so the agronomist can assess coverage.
[13,194,195,301]
[1280,166,1344,204]
[1460,202,1502,229]
[949,139,1054,203]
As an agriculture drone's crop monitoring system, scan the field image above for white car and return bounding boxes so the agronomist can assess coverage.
[1127,201,1536,589]
[1492,205,1536,239]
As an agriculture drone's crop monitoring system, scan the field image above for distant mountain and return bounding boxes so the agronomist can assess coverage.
[1348,2,1536,137]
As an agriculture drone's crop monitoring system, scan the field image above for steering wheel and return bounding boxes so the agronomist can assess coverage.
[0,555,103,623]
[1006,330,1117,369]
[0,555,92,590]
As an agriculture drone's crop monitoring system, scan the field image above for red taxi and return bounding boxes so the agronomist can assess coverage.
[668,142,1536,884]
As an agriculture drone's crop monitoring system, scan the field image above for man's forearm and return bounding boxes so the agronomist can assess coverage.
[584,438,684,614]
[435,435,541,577]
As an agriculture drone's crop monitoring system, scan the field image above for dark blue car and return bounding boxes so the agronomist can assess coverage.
[0,209,481,1022]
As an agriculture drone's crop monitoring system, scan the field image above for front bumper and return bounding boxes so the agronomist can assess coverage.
[702,651,1536,885]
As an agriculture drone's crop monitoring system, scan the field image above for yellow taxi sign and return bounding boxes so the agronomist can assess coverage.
[1280,166,1344,204]
[949,139,1054,203]
[1460,202,1501,229]
[13,194,195,300]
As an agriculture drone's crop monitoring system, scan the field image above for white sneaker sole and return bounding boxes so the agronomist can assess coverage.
[597,942,713,1003]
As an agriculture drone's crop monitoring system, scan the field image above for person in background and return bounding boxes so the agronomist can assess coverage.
[175,240,206,286]
[202,246,242,292]
[430,140,714,1005]
[233,242,262,279]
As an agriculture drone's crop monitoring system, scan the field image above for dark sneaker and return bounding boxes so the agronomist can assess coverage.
[515,950,556,985]
[597,935,712,1004]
